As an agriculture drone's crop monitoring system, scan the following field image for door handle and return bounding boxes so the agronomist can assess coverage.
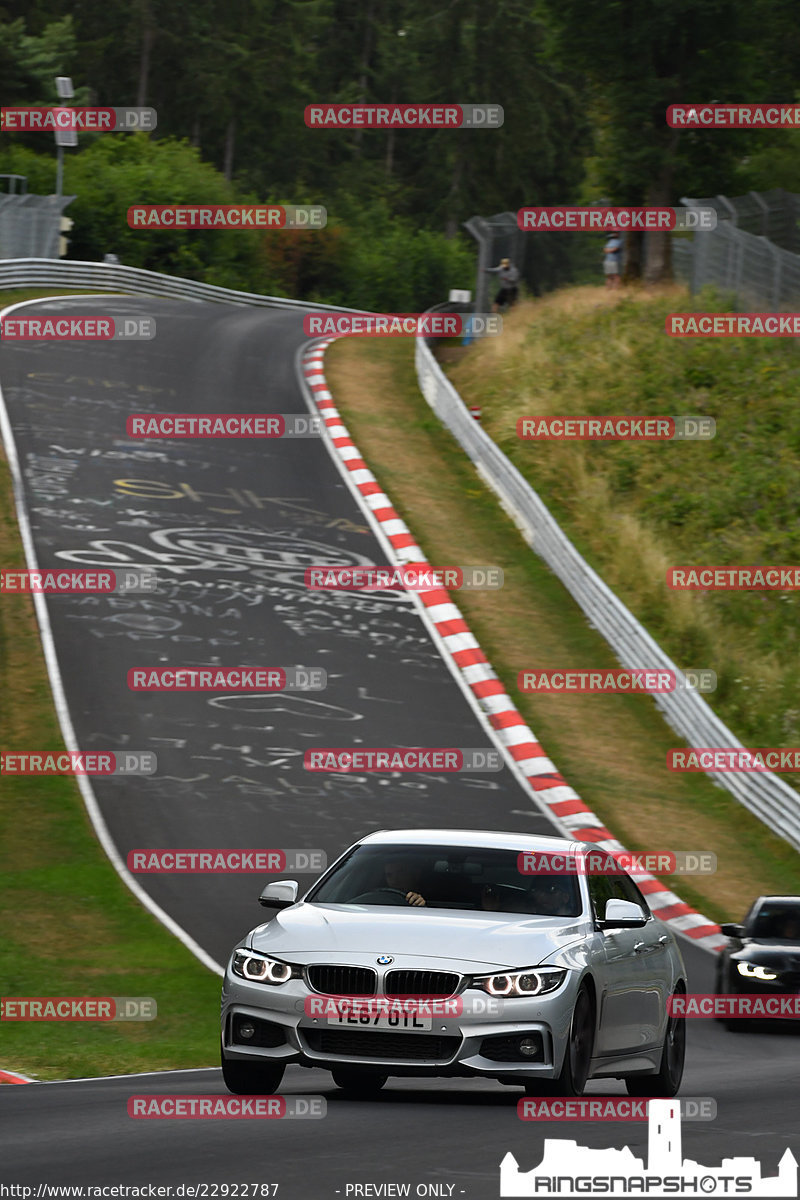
[658,935,669,944]
[633,941,646,953]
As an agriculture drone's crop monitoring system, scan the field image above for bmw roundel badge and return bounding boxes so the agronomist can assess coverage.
[377,955,394,965]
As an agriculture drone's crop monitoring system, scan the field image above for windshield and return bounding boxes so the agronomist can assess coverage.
[306,844,584,917]
[750,902,800,940]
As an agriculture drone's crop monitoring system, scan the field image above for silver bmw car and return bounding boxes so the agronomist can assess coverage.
[220,829,687,1097]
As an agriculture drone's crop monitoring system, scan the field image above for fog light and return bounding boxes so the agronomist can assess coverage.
[519,1037,540,1057]
[238,1020,256,1040]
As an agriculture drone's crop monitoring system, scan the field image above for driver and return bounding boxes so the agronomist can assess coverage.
[780,913,800,940]
[384,859,426,907]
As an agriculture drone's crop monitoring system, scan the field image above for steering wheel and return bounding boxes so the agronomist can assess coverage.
[351,887,412,904]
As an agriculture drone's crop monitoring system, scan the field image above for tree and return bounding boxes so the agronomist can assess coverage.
[538,0,768,282]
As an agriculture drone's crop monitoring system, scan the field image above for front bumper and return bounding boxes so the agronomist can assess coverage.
[220,968,581,1079]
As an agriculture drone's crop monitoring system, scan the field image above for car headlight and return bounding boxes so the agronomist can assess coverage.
[736,961,778,981]
[231,950,300,985]
[472,967,567,997]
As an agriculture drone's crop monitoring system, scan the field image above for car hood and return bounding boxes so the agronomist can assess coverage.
[245,903,588,971]
[734,941,800,967]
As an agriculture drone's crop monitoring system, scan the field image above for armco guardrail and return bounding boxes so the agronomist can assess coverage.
[414,334,800,853]
[0,257,366,314]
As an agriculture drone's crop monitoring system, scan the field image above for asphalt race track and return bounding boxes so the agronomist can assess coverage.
[1,297,798,1195]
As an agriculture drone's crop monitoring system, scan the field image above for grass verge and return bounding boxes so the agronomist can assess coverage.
[448,284,800,762]
[0,288,221,1082]
[323,330,800,923]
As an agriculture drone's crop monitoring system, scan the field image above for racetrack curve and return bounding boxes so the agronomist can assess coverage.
[0,296,798,1196]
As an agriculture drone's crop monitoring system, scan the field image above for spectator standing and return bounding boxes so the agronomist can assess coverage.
[603,231,623,289]
[485,257,520,312]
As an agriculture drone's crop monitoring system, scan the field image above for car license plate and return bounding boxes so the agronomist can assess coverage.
[331,1013,433,1031]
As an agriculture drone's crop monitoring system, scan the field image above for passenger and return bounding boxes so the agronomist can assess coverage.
[528,877,574,916]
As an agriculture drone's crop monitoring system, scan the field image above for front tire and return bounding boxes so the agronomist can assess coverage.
[625,988,686,1098]
[527,984,594,1098]
[331,1067,388,1094]
[221,1045,285,1096]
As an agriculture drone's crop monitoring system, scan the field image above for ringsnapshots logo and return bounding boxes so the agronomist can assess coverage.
[667,312,800,336]
[0,107,157,132]
[128,1096,325,1120]
[304,748,503,773]
[500,1100,797,1197]
[126,414,322,438]
[302,313,501,338]
[304,103,503,129]
[0,568,157,595]
[518,668,716,694]
[0,751,156,776]
[127,848,326,873]
[0,997,156,1021]
[127,205,325,229]
[518,206,716,231]
[517,416,715,441]
[305,565,503,591]
[667,102,800,128]
[0,315,156,340]
[127,666,325,691]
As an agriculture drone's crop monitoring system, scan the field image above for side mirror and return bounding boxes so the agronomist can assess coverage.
[597,898,648,930]
[259,880,299,909]
[720,922,746,939]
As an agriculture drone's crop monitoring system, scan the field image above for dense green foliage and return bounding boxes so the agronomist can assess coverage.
[2,1,800,298]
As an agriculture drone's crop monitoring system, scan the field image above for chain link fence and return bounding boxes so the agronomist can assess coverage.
[0,194,76,259]
[675,189,800,309]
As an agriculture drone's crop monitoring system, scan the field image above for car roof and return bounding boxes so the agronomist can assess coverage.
[355,829,592,853]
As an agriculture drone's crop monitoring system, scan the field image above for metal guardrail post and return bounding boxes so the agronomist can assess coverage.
[764,239,784,310]
[717,194,737,224]
[749,190,769,238]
